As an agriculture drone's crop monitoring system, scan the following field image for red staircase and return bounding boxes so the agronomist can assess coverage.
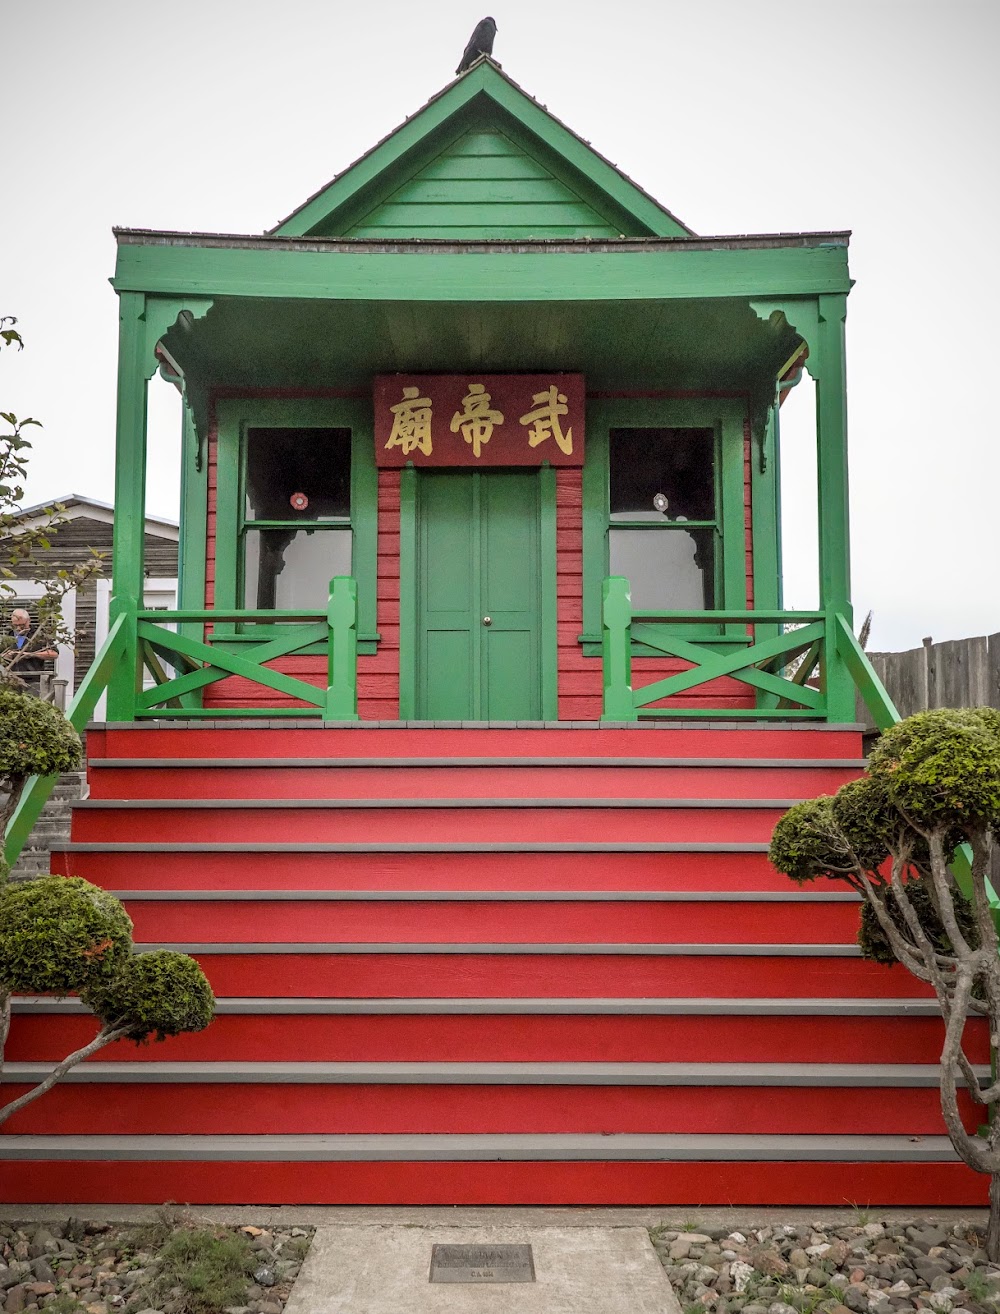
[1,721,987,1205]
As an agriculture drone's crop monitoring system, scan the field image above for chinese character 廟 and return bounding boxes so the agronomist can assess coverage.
[386,386,433,456]
[519,384,573,456]
[450,383,505,459]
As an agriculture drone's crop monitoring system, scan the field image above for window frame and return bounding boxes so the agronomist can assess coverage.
[581,398,749,653]
[214,398,379,650]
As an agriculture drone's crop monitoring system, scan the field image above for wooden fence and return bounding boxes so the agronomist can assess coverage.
[859,633,1000,724]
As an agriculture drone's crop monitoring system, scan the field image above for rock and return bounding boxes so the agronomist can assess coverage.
[252,1269,275,1290]
[732,1263,755,1294]
[810,1246,834,1259]
[845,1285,870,1312]
[24,1285,55,1298]
[769,1305,798,1314]
[790,1251,811,1269]
[865,1227,887,1240]
[0,1272,20,1293]
[910,1232,951,1255]
[891,1285,914,1297]
[810,1269,832,1287]
[257,1304,281,1314]
[742,1305,769,1314]
[27,1266,52,1287]
[671,1238,696,1260]
[749,1248,789,1278]
[730,1235,748,1246]
[4,1286,27,1313]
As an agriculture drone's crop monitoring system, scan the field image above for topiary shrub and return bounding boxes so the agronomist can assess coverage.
[869,706,1000,832]
[0,876,215,1130]
[0,875,132,993]
[771,706,1000,1259]
[84,950,215,1043]
[0,684,82,779]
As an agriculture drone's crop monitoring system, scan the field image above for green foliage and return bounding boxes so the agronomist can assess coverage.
[830,775,896,871]
[858,874,980,965]
[869,707,1000,831]
[0,684,82,779]
[769,795,847,884]
[0,876,132,994]
[84,949,215,1042]
[139,1228,256,1314]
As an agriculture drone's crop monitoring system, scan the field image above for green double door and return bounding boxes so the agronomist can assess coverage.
[416,470,542,719]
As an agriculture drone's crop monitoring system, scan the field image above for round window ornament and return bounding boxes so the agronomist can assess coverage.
[653,492,668,513]
[290,492,309,511]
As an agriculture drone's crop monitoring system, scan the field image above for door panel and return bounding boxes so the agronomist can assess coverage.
[417,471,541,719]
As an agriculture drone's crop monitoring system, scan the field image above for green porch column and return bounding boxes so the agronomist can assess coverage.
[814,293,855,721]
[106,291,149,721]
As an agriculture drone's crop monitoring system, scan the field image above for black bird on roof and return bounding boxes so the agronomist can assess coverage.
[456,17,497,74]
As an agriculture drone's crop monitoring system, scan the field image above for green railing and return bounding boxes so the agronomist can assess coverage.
[600,576,858,722]
[3,576,359,868]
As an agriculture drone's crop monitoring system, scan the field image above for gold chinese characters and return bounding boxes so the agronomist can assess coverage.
[450,384,505,459]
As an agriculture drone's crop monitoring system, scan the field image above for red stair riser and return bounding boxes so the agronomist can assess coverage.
[183,951,934,999]
[118,898,861,945]
[71,805,788,844]
[97,727,866,759]
[3,1082,976,1137]
[0,1159,987,1207]
[51,850,796,893]
[87,764,862,801]
[8,1012,984,1066]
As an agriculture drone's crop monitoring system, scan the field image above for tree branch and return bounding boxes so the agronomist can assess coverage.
[937,969,991,1174]
[0,1023,131,1128]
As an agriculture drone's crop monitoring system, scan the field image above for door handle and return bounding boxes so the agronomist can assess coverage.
[482,616,492,626]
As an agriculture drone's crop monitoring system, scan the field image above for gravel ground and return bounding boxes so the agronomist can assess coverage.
[650,1218,1000,1314]
[0,1219,312,1314]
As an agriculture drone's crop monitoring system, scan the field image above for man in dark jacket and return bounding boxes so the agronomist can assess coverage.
[6,607,57,694]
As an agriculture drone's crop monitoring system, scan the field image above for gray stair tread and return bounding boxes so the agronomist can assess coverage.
[52,841,772,853]
[6,1061,980,1086]
[0,1132,962,1163]
[134,941,860,956]
[91,756,867,769]
[76,796,799,810]
[104,888,859,903]
[10,995,940,1016]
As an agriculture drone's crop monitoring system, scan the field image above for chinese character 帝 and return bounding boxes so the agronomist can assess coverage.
[519,384,573,456]
[450,383,504,459]
[386,385,433,457]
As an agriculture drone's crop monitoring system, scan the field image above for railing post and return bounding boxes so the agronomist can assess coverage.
[823,606,857,724]
[105,593,139,722]
[601,576,636,721]
[326,576,359,721]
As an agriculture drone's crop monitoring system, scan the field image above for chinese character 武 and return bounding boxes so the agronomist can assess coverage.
[519,384,573,456]
[450,383,505,459]
[386,385,433,456]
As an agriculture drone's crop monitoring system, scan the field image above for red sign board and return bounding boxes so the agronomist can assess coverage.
[374,374,585,468]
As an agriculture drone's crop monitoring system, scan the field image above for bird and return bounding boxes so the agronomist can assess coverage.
[456,17,497,74]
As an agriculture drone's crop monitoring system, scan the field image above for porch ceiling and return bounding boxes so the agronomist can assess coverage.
[160,295,802,395]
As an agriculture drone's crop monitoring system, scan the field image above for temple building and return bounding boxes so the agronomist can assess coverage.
[3,59,982,1207]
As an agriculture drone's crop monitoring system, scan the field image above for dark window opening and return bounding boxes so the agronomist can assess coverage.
[609,427,715,523]
[245,427,352,522]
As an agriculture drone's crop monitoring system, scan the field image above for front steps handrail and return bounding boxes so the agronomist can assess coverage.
[2,577,360,869]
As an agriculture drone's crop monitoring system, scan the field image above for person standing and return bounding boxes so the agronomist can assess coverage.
[6,607,58,695]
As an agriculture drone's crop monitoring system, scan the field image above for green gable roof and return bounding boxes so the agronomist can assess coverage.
[272,59,692,241]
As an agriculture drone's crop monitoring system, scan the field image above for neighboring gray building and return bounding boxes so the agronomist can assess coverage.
[0,494,178,696]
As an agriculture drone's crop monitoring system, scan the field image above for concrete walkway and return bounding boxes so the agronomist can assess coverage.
[283,1223,681,1314]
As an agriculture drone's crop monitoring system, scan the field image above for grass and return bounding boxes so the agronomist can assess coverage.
[126,1227,258,1314]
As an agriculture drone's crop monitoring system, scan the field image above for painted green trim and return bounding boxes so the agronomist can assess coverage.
[719,411,747,619]
[601,577,635,722]
[834,614,896,732]
[273,61,689,240]
[815,295,851,614]
[215,398,378,643]
[326,576,359,720]
[4,614,129,867]
[398,465,418,719]
[539,464,558,719]
[177,393,208,710]
[753,404,781,612]
[113,244,852,303]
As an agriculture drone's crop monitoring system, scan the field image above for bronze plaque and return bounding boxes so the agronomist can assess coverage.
[429,1243,536,1283]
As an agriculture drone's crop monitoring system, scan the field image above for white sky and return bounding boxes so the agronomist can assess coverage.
[3,0,998,652]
